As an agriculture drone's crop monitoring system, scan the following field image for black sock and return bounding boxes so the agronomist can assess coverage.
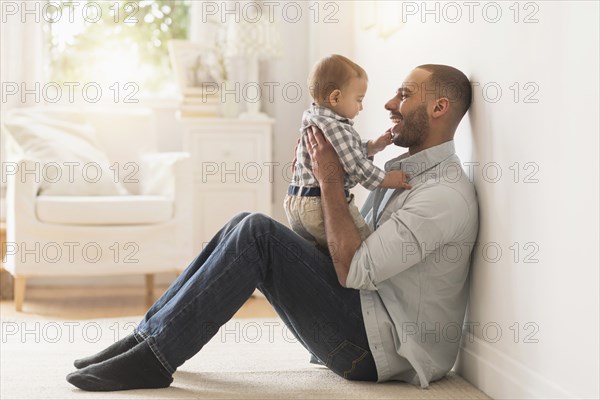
[66,340,173,391]
[73,333,139,369]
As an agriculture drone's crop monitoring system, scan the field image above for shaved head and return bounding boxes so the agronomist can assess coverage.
[416,64,472,122]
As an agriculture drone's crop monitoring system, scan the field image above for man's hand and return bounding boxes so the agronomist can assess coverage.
[367,129,394,157]
[306,125,344,187]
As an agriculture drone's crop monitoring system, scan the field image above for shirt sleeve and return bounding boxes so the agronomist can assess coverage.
[316,120,386,190]
[346,183,470,290]
[361,140,371,159]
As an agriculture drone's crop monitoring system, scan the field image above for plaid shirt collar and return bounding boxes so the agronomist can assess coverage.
[304,103,354,126]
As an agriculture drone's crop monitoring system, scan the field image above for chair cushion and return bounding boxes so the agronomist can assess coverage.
[35,196,173,225]
[2,108,128,196]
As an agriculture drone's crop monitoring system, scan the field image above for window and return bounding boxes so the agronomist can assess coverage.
[47,0,190,97]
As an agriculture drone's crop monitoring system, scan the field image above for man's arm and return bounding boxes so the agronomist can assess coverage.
[306,126,361,287]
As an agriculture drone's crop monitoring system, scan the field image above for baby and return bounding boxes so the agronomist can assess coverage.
[284,54,410,248]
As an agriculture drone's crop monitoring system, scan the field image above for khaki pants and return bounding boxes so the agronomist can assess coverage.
[283,194,372,248]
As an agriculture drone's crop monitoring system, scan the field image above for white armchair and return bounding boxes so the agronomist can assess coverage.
[2,107,193,311]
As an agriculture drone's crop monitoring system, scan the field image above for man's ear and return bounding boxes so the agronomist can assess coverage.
[327,89,341,106]
[431,97,450,119]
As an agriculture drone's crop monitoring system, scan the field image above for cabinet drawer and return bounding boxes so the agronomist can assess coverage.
[196,135,259,163]
[187,133,266,183]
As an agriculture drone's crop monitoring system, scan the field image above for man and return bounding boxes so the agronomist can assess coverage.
[66,64,478,391]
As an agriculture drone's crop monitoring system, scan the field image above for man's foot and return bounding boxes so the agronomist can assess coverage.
[73,333,139,369]
[66,340,173,391]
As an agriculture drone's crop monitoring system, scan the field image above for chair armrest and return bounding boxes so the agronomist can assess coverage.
[139,152,191,198]
[5,158,43,231]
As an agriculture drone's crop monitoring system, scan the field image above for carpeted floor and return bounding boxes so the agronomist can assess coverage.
[0,315,489,399]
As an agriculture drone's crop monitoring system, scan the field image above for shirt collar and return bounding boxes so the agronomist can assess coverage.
[305,103,354,126]
[384,140,456,178]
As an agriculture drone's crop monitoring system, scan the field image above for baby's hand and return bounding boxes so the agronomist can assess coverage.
[380,170,412,190]
[367,129,394,156]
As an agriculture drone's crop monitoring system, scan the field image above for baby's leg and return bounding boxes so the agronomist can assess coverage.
[284,195,324,246]
[296,197,328,248]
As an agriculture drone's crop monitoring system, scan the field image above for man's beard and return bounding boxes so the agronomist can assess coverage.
[392,104,429,148]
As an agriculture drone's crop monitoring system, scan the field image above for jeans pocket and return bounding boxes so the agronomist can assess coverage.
[325,340,374,381]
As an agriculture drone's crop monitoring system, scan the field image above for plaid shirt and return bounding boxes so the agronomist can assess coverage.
[291,104,386,191]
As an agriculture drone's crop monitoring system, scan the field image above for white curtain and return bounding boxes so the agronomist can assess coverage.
[0,1,46,221]
[1,3,46,109]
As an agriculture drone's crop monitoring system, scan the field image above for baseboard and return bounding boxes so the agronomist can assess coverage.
[26,276,266,299]
[456,334,575,399]
[26,273,176,288]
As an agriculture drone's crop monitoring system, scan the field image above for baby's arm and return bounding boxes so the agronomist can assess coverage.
[380,170,412,189]
[366,129,411,190]
[317,121,411,191]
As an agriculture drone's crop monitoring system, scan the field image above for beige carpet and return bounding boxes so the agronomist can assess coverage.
[0,315,489,399]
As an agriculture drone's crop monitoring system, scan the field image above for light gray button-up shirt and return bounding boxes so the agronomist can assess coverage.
[346,140,479,388]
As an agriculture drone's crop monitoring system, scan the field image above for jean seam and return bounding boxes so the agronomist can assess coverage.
[145,336,176,375]
[344,349,368,379]
[132,330,145,344]
[326,340,370,379]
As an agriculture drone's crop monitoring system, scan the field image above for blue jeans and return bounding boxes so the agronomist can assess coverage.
[134,212,377,381]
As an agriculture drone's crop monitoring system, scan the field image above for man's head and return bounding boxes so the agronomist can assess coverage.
[308,54,368,119]
[385,64,472,154]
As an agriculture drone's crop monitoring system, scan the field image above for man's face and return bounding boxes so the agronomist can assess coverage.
[385,68,431,148]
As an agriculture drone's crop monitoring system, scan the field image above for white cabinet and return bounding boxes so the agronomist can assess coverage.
[179,115,274,253]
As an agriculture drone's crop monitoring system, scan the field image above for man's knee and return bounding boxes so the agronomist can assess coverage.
[228,213,277,268]
[243,213,273,231]
[232,213,284,247]
[231,212,252,223]
[222,212,253,234]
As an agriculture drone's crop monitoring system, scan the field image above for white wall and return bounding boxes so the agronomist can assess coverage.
[349,1,599,399]
[261,2,312,224]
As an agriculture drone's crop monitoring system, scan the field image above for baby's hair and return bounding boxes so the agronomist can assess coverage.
[308,54,367,104]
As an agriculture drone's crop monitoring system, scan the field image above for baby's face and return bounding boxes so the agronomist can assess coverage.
[333,77,368,119]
